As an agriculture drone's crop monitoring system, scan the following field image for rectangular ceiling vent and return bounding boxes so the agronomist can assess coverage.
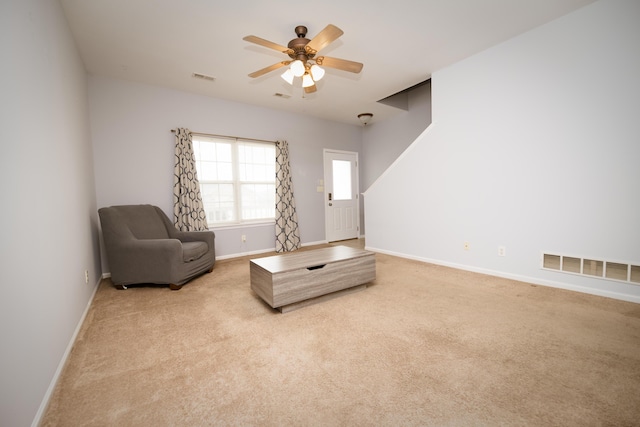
[542,252,640,285]
[192,73,215,82]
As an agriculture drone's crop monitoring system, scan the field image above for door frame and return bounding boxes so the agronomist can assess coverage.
[323,149,360,242]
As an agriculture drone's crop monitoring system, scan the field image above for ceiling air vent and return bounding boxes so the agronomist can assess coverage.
[192,73,215,82]
[274,93,291,99]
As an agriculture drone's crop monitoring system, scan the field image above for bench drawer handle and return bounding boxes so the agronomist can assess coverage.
[307,264,326,271]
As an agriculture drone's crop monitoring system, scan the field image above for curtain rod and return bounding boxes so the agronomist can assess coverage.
[170,129,276,144]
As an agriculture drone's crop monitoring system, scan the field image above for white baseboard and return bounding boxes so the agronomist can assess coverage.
[215,240,328,260]
[216,248,275,260]
[32,278,101,427]
[302,240,328,247]
[365,246,640,304]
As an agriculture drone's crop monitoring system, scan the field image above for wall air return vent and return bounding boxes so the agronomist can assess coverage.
[542,252,640,285]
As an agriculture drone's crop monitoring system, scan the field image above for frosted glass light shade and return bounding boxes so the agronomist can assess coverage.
[302,73,314,88]
[357,113,373,125]
[310,64,325,81]
[290,60,305,77]
[281,69,294,85]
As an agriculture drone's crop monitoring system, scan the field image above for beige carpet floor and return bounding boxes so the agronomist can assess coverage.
[42,242,640,426]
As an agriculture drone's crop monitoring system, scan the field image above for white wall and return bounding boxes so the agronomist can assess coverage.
[365,0,640,302]
[0,1,100,425]
[89,76,363,265]
[362,81,432,190]
[360,82,432,235]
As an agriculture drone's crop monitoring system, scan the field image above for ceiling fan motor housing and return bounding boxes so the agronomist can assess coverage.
[288,26,314,61]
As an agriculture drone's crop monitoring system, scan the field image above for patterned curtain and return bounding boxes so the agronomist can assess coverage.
[173,128,208,231]
[275,140,301,252]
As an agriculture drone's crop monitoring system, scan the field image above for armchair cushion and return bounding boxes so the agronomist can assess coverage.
[98,204,215,289]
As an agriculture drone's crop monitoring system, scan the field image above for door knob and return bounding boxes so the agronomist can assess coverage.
[329,203,332,206]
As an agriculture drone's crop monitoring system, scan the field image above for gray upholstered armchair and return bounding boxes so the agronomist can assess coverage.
[98,204,215,290]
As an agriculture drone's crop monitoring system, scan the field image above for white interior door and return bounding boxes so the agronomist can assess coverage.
[324,149,359,242]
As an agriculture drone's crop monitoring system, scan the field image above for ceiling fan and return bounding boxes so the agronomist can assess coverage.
[243,24,363,94]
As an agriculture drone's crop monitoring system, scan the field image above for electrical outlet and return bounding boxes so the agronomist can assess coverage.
[84,270,89,284]
[498,246,506,257]
[464,241,470,251]
[241,235,246,243]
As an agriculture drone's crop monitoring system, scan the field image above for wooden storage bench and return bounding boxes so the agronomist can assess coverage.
[250,245,376,312]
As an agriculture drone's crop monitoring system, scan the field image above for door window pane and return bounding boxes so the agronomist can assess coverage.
[333,160,352,200]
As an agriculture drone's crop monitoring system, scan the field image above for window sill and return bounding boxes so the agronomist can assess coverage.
[209,221,275,231]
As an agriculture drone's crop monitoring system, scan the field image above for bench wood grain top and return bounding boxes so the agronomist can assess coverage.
[250,245,373,274]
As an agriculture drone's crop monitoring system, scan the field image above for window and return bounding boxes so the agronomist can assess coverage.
[332,159,352,200]
[192,135,275,227]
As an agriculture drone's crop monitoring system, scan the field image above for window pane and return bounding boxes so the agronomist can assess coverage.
[201,183,235,222]
[199,161,217,181]
[239,163,250,181]
[239,143,275,183]
[192,140,201,158]
[333,160,352,200]
[241,183,275,220]
[217,143,232,162]
[200,142,217,160]
[218,162,233,181]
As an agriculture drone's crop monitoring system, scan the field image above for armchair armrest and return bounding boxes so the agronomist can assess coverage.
[158,207,215,249]
[173,230,215,248]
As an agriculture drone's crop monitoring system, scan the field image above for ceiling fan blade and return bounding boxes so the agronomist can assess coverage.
[304,84,317,94]
[305,24,343,55]
[243,35,292,55]
[248,61,290,78]
[316,56,363,74]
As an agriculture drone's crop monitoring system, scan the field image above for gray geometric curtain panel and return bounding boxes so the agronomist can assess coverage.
[173,128,208,231]
[275,140,301,253]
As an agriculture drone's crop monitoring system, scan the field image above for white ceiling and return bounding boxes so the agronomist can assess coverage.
[60,0,596,126]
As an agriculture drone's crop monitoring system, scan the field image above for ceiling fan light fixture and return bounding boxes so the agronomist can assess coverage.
[244,25,364,95]
[290,60,305,77]
[310,64,325,81]
[302,73,315,88]
[358,113,373,125]
[281,69,294,85]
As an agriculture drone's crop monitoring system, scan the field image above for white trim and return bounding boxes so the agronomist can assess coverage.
[31,279,101,427]
[216,248,275,260]
[365,245,640,304]
[216,240,328,260]
[209,221,275,231]
[323,149,360,242]
[302,240,329,247]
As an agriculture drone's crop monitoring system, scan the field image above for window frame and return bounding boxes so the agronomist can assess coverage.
[192,135,276,228]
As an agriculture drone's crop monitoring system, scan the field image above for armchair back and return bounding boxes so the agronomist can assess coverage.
[105,204,170,240]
